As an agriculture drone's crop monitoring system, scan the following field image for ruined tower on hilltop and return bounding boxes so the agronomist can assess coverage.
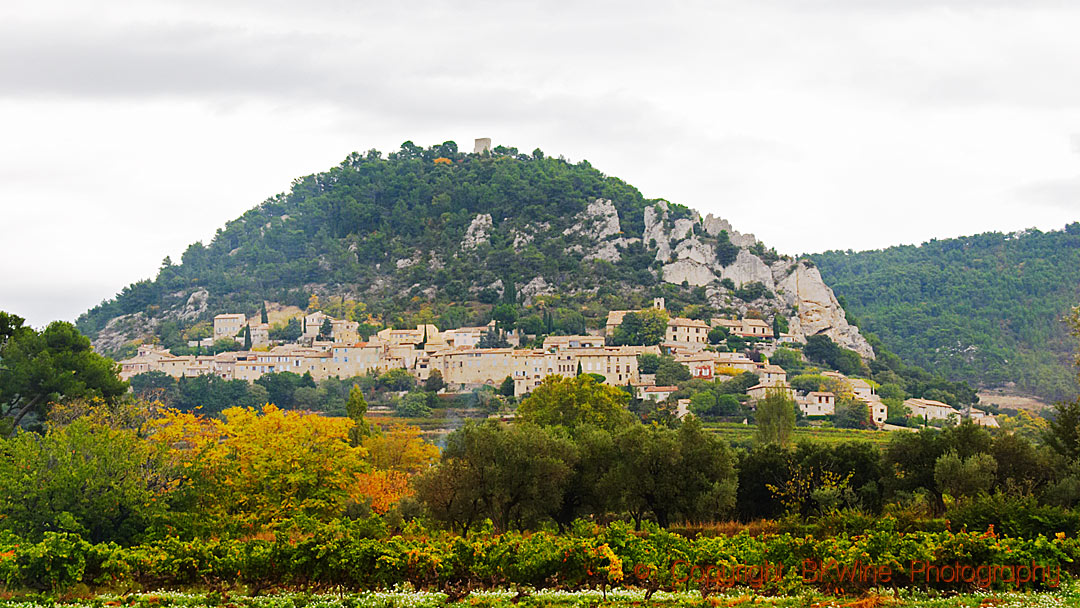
[473,137,492,154]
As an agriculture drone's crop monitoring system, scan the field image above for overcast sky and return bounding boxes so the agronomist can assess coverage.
[2,0,1079,328]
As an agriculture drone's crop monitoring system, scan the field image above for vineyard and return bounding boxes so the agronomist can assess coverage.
[1,519,1077,597]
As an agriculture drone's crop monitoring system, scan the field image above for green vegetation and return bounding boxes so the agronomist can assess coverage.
[3,316,1080,603]
[811,224,1080,401]
[77,143,735,354]
[0,312,127,434]
[2,588,1078,608]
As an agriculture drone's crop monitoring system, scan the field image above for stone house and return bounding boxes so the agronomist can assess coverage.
[213,313,246,342]
[798,391,836,416]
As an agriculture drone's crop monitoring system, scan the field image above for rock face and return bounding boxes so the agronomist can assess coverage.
[775,262,874,358]
[461,214,493,250]
[637,203,873,359]
[564,198,621,241]
[563,199,633,263]
[702,214,757,248]
[520,276,556,305]
[720,249,774,289]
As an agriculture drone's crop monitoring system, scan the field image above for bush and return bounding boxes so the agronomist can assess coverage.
[947,493,1080,539]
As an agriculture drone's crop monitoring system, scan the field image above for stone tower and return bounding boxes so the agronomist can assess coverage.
[653,297,666,310]
[473,138,492,154]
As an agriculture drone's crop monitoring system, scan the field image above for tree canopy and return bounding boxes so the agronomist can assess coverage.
[0,316,127,433]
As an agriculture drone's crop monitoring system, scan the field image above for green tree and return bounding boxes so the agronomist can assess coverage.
[708,325,729,345]
[0,319,127,433]
[517,375,632,431]
[498,375,515,397]
[610,418,737,527]
[397,391,433,417]
[492,303,518,332]
[835,398,874,429]
[415,420,575,532]
[612,308,668,346]
[655,356,691,386]
[755,388,796,447]
[346,384,370,445]
[934,451,998,499]
[770,347,803,373]
[129,371,179,405]
[319,318,333,340]
[0,418,175,544]
[637,352,661,374]
[261,303,269,324]
[1046,398,1080,462]
[424,369,446,393]
[243,325,252,350]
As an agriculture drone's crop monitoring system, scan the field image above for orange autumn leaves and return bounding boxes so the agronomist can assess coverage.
[149,405,436,533]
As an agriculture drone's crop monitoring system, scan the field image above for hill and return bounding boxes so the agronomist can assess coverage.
[810,225,1080,402]
[78,140,869,358]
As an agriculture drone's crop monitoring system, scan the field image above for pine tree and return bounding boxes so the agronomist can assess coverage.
[261,303,269,324]
[243,325,252,350]
[576,361,583,376]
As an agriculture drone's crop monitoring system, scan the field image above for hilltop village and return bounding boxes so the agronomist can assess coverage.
[119,298,997,429]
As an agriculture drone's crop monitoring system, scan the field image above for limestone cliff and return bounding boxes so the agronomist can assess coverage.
[561,199,875,358]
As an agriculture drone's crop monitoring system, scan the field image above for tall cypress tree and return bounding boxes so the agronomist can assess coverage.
[346,384,370,446]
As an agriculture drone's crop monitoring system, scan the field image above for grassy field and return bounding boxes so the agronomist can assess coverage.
[7,587,1076,608]
[702,422,896,447]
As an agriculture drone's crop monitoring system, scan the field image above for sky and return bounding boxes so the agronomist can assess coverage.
[1,0,1079,328]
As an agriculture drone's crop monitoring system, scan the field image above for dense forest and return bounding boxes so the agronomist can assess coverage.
[77,142,750,355]
[810,225,1080,402]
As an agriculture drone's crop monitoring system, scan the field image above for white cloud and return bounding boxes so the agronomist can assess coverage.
[2,0,1080,327]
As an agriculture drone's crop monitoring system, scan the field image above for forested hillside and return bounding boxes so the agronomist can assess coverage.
[77,140,867,359]
[77,143,686,351]
[811,225,1080,401]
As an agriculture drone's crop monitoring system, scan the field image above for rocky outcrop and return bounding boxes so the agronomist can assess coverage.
[702,214,758,248]
[92,311,159,354]
[644,203,672,262]
[662,259,717,286]
[461,214,493,250]
[775,261,874,358]
[563,199,629,263]
[169,289,208,322]
[519,276,556,305]
[564,198,621,241]
[720,249,775,289]
[635,202,873,358]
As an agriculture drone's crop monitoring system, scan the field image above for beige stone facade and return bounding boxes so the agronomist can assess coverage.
[214,314,246,342]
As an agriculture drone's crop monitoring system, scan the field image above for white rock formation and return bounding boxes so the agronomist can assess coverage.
[174,289,209,322]
[564,198,621,241]
[462,214,493,250]
[774,261,874,358]
[519,276,556,305]
[719,249,775,289]
[662,259,717,286]
[563,199,628,262]
[702,214,758,248]
[671,218,696,241]
[643,203,672,262]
